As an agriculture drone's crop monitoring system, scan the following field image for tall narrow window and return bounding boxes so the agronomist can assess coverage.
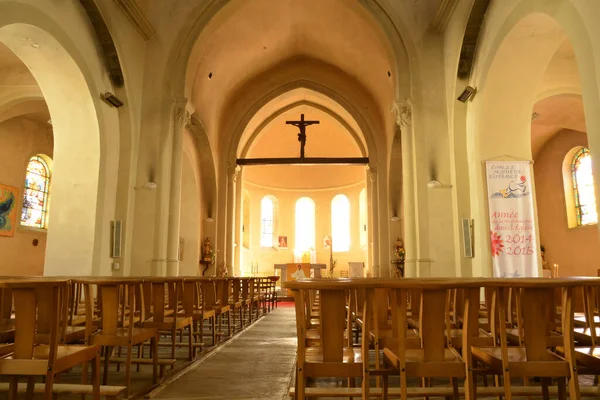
[331,194,350,252]
[572,148,598,226]
[21,155,51,228]
[359,188,367,248]
[260,196,274,247]
[295,197,315,252]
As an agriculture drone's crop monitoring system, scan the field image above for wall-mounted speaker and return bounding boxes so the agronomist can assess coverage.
[461,218,474,258]
[111,220,122,258]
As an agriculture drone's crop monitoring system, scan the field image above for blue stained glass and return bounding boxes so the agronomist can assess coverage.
[21,156,50,228]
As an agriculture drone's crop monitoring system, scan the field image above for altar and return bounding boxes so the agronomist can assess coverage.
[274,263,327,296]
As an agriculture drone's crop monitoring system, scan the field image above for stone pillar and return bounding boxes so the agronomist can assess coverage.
[225,163,240,276]
[393,99,418,277]
[367,164,380,277]
[166,99,191,277]
[234,169,243,276]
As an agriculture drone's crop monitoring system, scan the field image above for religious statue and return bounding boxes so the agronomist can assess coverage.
[392,238,406,278]
[218,261,228,277]
[202,237,214,262]
[395,238,406,262]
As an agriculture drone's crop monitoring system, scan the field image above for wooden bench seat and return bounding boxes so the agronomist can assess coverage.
[0,344,99,375]
[108,357,176,378]
[0,382,126,399]
[289,385,600,398]
[472,346,569,376]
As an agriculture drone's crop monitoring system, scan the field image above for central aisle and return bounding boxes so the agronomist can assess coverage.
[154,306,297,400]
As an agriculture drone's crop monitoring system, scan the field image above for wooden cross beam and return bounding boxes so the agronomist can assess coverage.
[236,157,369,166]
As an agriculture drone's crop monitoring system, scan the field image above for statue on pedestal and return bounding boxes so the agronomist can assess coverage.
[395,238,406,262]
[218,261,228,277]
[393,238,406,278]
[202,237,214,262]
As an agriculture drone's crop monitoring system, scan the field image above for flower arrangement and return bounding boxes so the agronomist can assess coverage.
[329,259,337,277]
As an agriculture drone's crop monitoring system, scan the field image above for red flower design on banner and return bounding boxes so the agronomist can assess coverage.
[490,230,504,257]
[520,175,526,182]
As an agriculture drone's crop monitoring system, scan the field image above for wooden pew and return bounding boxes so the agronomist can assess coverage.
[228,277,244,331]
[75,277,160,394]
[0,278,101,400]
[141,277,193,362]
[181,277,216,356]
[285,278,373,399]
[471,278,582,400]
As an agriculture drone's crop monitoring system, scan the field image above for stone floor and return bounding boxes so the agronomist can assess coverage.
[151,306,296,400]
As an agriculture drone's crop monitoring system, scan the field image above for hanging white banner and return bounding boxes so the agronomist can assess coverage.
[486,161,539,278]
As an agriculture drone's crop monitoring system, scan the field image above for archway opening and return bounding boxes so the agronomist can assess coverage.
[470,12,599,278]
[0,24,101,276]
[238,99,368,278]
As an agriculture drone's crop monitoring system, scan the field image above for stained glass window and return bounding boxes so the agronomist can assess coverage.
[295,197,315,252]
[21,155,50,228]
[572,148,598,226]
[331,194,350,252]
[260,196,274,247]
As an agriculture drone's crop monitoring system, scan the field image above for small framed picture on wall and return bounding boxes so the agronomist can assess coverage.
[278,236,288,249]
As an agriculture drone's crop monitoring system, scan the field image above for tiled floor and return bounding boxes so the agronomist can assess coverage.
[152,307,296,400]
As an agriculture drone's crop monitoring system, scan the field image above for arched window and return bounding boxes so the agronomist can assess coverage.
[295,197,315,252]
[359,188,367,248]
[572,148,598,226]
[331,194,350,252]
[260,196,274,247]
[21,155,51,228]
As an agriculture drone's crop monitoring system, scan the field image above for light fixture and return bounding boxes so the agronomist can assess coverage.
[391,216,400,222]
[102,92,124,108]
[457,86,476,103]
[143,181,158,190]
[427,180,452,189]
[205,217,214,222]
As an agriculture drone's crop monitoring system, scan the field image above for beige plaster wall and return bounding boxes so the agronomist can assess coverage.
[0,117,53,275]
[534,130,600,277]
[179,154,201,276]
[242,180,366,277]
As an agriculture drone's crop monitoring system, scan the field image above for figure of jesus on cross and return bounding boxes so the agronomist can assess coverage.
[286,113,320,159]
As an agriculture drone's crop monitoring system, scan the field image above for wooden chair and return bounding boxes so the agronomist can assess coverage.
[286,280,372,399]
[79,278,159,393]
[382,281,470,400]
[568,282,600,382]
[213,278,233,341]
[141,277,193,361]
[471,279,580,400]
[228,277,244,331]
[241,278,260,325]
[181,277,216,355]
[0,278,101,400]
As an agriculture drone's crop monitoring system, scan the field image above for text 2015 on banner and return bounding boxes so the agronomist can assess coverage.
[486,161,539,278]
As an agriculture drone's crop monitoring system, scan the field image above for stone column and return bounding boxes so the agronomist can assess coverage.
[366,164,380,277]
[233,169,243,275]
[166,99,191,277]
[225,163,240,276]
[393,99,418,277]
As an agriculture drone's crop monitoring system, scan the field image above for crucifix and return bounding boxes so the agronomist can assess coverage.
[286,113,320,159]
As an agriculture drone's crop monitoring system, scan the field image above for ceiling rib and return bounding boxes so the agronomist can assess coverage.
[80,0,125,86]
[432,0,460,33]
[457,0,491,79]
